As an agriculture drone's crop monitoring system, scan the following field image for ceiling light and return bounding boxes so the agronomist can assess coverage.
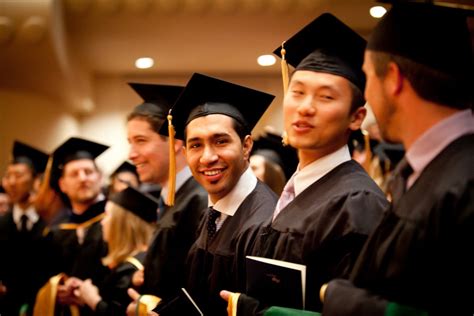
[135,57,154,69]
[257,54,276,67]
[370,6,387,18]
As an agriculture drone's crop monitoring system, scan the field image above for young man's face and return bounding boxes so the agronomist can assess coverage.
[127,118,169,185]
[362,51,399,143]
[2,163,34,205]
[284,70,361,159]
[59,159,103,206]
[184,114,252,203]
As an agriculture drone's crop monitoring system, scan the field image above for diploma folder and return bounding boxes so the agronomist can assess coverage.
[246,256,306,309]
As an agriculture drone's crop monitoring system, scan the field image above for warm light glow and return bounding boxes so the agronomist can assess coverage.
[257,54,276,67]
[370,6,387,18]
[135,57,154,69]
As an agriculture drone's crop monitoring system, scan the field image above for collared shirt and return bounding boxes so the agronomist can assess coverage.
[210,167,258,231]
[160,166,193,201]
[13,204,39,231]
[293,145,352,197]
[406,109,474,189]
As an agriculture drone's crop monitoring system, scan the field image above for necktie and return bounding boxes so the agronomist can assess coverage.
[20,214,28,232]
[388,157,413,202]
[273,177,295,221]
[207,207,221,241]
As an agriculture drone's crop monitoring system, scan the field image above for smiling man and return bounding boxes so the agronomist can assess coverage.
[150,73,277,316]
[222,13,388,314]
[125,83,208,314]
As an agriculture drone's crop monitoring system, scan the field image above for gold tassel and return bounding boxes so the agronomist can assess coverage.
[280,41,289,96]
[281,131,289,147]
[167,112,176,206]
[226,292,241,316]
[361,129,372,173]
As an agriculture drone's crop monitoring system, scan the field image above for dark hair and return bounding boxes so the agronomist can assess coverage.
[348,81,365,113]
[370,51,472,110]
[127,109,166,135]
[184,116,250,144]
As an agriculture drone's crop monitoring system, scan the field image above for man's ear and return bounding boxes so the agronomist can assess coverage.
[58,177,66,194]
[385,61,404,96]
[242,135,253,160]
[174,139,184,153]
[349,106,367,132]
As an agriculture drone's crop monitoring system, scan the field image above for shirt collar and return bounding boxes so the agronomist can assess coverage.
[293,145,351,196]
[210,166,257,217]
[161,166,193,200]
[13,204,39,229]
[406,109,474,187]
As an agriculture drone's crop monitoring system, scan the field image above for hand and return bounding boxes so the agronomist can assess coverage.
[126,288,141,316]
[132,269,144,287]
[75,279,101,311]
[57,277,84,306]
[220,290,232,302]
[126,288,159,316]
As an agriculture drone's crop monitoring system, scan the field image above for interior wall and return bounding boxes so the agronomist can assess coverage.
[0,90,79,174]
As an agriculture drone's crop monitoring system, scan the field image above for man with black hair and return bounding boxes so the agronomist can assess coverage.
[321,3,474,315]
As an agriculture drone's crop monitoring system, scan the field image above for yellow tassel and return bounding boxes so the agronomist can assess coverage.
[167,113,176,206]
[280,41,289,96]
[281,131,289,147]
[362,129,372,173]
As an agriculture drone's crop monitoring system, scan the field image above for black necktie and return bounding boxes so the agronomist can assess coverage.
[20,214,28,232]
[388,157,413,202]
[207,207,220,241]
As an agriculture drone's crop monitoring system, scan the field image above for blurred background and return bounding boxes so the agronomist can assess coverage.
[1,0,472,176]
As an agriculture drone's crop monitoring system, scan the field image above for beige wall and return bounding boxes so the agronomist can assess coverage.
[1,73,285,177]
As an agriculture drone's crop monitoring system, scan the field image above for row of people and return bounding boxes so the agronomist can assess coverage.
[1,1,472,315]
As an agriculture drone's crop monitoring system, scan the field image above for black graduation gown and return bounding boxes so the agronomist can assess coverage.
[45,199,109,290]
[237,160,388,314]
[94,252,146,316]
[323,134,474,316]
[142,177,207,300]
[0,209,49,316]
[183,181,278,316]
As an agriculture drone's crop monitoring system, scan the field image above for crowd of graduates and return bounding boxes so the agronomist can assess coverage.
[1,1,473,316]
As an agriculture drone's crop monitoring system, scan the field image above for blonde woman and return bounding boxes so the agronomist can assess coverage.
[75,186,157,315]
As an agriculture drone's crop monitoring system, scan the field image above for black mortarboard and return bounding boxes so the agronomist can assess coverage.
[374,142,405,171]
[368,1,473,79]
[128,82,184,131]
[52,137,109,170]
[162,73,275,140]
[109,186,158,223]
[11,141,49,174]
[111,161,138,177]
[273,13,367,92]
[252,133,298,180]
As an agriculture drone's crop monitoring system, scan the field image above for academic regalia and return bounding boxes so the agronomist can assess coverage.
[94,252,147,316]
[45,199,109,286]
[0,210,50,316]
[236,161,387,313]
[0,141,50,316]
[184,181,277,316]
[142,176,208,299]
[323,134,474,315]
[155,73,276,316]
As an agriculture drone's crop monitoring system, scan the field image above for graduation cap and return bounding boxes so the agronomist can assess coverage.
[273,13,367,93]
[368,1,473,79]
[11,141,49,175]
[111,161,138,177]
[128,82,184,132]
[252,132,298,180]
[160,73,275,206]
[374,142,405,171]
[108,186,158,223]
[52,137,109,170]
[161,73,275,140]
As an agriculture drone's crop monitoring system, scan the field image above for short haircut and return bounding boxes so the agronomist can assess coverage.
[127,107,166,135]
[370,51,472,110]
